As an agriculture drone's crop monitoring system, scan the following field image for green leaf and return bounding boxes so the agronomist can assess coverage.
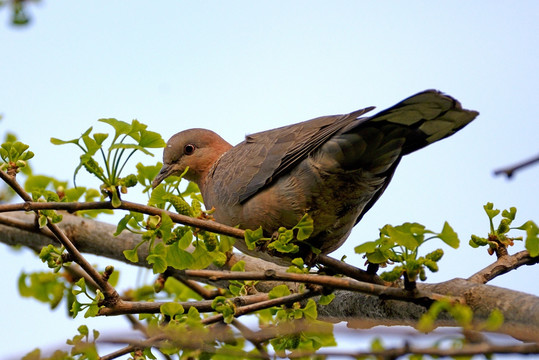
[166,242,195,270]
[78,325,89,337]
[518,221,539,257]
[139,130,166,148]
[159,212,174,243]
[386,225,419,250]
[64,187,86,202]
[230,260,245,272]
[177,228,193,250]
[84,291,103,318]
[219,234,235,252]
[74,278,87,294]
[81,134,101,156]
[93,133,109,145]
[38,214,48,228]
[160,302,185,318]
[182,181,201,197]
[111,187,122,208]
[502,207,517,221]
[191,244,214,269]
[318,293,335,305]
[149,184,168,207]
[99,118,132,140]
[109,143,153,156]
[22,348,41,360]
[366,248,391,264]
[123,248,139,263]
[137,162,162,186]
[70,298,82,318]
[147,243,167,273]
[50,127,88,145]
[269,284,290,299]
[115,214,132,236]
[24,175,53,192]
[212,296,236,324]
[354,240,378,254]
[483,202,500,219]
[245,227,264,250]
[293,214,314,240]
[303,299,318,320]
[438,221,459,249]
[483,309,504,331]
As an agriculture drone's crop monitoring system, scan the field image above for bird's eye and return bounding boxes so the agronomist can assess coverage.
[183,144,196,155]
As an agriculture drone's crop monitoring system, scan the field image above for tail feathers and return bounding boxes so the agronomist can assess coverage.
[369,90,479,155]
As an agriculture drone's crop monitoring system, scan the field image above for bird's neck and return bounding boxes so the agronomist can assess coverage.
[197,140,233,193]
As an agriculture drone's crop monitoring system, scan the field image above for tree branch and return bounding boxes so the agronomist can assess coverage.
[99,293,269,316]
[1,211,539,341]
[180,268,463,306]
[0,199,380,284]
[0,171,120,302]
[467,250,539,284]
[288,342,539,358]
[494,153,539,178]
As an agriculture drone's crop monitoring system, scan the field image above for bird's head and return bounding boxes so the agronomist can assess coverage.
[152,128,232,189]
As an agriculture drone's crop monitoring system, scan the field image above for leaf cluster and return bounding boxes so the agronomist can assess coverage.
[119,176,233,274]
[0,139,34,174]
[470,202,539,257]
[418,299,504,334]
[51,119,165,207]
[355,221,459,283]
[259,287,336,357]
[244,214,314,255]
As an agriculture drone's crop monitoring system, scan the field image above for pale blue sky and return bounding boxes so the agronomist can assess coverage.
[1,1,538,358]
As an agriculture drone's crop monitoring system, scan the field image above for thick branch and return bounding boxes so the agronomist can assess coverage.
[1,212,539,341]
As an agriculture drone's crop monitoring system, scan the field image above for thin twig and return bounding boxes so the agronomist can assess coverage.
[124,314,149,337]
[494,153,539,178]
[0,213,56,239]
[318,254,386,285]
[231,319,271,360]
[467,250,539,284]
[177,276,223,300]
[201,289,319,325]
[0,171,120,302]
[100,290,317,360]
[182,269,463,306]
[99,293,269,316]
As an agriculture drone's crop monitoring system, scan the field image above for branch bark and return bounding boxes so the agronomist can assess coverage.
[1,211,539,342]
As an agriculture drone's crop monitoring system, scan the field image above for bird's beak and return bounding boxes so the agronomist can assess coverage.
[152,164,175,188]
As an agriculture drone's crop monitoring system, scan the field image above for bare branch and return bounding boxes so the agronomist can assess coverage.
[494,153,539,178]
[468,250,539,284]
[99,293,269,316]
[231,319,271,360]
[181,269,463,306]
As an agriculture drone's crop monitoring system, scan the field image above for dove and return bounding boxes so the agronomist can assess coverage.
[152,90,478,264]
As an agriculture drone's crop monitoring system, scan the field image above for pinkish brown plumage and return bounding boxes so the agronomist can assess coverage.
[153,90,478,264]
